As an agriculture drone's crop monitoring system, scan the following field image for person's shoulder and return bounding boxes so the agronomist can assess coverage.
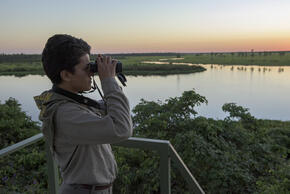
[57,101,93,115]
[58,101,82,111]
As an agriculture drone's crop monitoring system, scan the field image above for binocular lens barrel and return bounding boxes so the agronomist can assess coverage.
[89,61,122,73]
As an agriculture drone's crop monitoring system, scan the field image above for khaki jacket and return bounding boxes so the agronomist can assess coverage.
[34,78,133,185]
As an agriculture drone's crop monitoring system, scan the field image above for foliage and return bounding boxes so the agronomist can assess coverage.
[0,62,44,76]
[0,98,47,194]
[222,103,258,130]
[113,90,290,193]
[0,92,289,193]
[255,167,290,194]
[0,54,41,63]
[0,98,39,148]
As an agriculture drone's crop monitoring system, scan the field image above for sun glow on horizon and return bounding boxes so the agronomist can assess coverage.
[0,0,290,54]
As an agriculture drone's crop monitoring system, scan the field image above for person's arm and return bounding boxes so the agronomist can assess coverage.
[55,77,132,145]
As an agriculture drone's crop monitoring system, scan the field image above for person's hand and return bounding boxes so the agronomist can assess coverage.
[96,54,117,81]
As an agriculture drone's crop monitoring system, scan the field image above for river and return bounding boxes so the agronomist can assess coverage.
[0,64,289,123]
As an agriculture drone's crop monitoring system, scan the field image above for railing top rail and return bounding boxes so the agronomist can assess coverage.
[113,137,170,152]
[0,136,171,158]
[0,133,43,158]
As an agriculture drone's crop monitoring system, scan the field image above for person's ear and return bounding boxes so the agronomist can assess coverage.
[60,70,72,82]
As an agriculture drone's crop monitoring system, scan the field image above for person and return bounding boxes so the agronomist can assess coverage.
[34,34,133,194]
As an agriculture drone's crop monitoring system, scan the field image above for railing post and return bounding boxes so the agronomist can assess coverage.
[159,144,171,194]
[45,142,59,194]
[169,144,205,194]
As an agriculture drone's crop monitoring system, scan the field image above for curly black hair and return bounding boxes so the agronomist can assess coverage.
[42,34,91,84]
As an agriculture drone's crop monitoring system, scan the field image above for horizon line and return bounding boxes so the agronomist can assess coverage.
[1,50,290,55]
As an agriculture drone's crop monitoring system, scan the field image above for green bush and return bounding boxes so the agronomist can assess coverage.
[113,90,290,193]
[0,98,47,194]
[0,92,289,193]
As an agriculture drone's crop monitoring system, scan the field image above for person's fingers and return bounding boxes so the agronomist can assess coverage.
[97,54,102,61]
[96,57,102,66]
[96,56,117,80]
[102,55,107,64]
[96,54,101,63]
[112,59,117,69]
[107,56,112,64]
[112,59,117,65]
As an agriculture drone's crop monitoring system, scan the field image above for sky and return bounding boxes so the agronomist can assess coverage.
[0,0,290,54]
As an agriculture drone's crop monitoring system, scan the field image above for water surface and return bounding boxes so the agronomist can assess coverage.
[0,64,289,122]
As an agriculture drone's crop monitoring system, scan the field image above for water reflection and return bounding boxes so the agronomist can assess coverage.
[206,64,286,74]
[0,65,290,122]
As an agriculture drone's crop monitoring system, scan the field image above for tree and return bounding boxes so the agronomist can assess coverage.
[1,93,289,193]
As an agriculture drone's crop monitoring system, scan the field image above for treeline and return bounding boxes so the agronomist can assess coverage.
[0,53,180,63]
[0,91,289,193]
[189,51,290,57]
[0,54,41,63]
[1,51,289,63]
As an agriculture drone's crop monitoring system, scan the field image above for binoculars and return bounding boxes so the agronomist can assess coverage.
[88,60,126,86]
[88,61,123,73]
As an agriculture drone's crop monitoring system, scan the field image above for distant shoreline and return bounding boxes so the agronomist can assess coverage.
[0,61,206,77]
[0,52,289,76]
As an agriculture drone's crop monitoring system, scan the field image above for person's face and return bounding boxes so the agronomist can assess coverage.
[67,54,93,93]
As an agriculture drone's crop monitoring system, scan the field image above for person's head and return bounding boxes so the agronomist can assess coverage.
[42,34,93,92]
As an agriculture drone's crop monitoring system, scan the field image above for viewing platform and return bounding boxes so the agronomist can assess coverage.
[0,133,204,194]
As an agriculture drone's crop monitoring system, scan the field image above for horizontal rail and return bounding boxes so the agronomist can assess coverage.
[0,133,43,158]
[114,137,170,151]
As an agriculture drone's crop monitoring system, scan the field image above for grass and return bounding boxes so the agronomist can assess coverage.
[0,55,206,76]
[176,52,290,66]
[0,62,44,76]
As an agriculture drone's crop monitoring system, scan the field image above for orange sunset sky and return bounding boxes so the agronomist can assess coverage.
[1,0,290,54]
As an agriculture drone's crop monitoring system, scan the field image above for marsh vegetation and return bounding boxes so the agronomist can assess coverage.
[0,51,289,76]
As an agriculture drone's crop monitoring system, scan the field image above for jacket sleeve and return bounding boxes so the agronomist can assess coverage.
[54,78,133,145]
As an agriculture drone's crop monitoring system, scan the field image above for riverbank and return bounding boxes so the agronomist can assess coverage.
[0,62,44,76]
[0,60,206,76]
[0,51,289,76]
[173,52,290,66]
[110,52,290,66]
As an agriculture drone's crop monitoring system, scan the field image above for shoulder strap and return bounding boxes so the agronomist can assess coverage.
[52,85,100,109]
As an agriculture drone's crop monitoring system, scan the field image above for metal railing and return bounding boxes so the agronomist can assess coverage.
[0,133,204,194]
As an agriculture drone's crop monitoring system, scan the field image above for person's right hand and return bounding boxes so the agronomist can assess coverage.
[96,54,117,81]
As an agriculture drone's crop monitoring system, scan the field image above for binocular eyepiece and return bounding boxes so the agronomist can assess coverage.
[88,61,123,73]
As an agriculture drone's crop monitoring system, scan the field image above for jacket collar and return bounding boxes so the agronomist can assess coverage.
[52,85,100,109]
